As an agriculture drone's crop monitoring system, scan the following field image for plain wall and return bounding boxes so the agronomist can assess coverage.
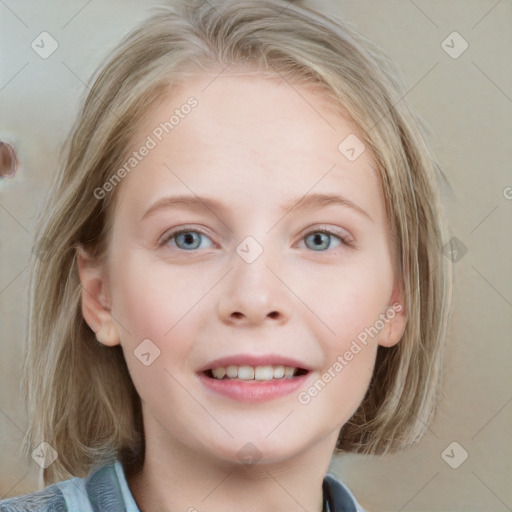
[1,1,511,510]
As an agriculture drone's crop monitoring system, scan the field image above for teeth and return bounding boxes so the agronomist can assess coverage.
[238,365,254,380]
[211,367,226,379]
[273,365,285,379]
[209,365,301,381]
[254,366,273,380]
[284,366,295,378]
[226,365,238,378]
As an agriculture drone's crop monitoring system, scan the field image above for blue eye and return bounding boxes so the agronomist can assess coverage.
[163,230,213,251]
[161,227,350,252]
[303,230,343,251]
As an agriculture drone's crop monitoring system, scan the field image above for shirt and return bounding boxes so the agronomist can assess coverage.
[0,460,365,512]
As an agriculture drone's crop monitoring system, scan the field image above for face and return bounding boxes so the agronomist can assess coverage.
[78,71,405,467]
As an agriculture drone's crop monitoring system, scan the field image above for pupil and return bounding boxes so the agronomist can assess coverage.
[313,233,327,249]
[306,232,330,251]
[179,232,199,249]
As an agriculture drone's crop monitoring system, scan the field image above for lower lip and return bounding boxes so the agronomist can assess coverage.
[198,372,311,402]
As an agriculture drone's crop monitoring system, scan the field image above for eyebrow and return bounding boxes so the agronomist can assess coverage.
[140,192,373,222]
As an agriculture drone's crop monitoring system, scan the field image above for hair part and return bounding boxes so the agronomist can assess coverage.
[22,0,452,484]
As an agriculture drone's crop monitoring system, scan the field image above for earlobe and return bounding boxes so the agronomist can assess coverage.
[378,301,406,348]
[378,279,407,348]
[95,323,121,346]
[75,244,120,347]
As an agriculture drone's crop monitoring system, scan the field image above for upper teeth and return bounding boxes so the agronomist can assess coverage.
[211,365,298,381]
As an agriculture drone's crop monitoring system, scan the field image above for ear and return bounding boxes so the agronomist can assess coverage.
[76,244,120,346]
[378,278,407,348]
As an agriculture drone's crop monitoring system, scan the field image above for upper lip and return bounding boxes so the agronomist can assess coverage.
[198,354,312,373]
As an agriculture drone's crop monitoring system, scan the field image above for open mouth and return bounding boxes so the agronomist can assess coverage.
[203,365,309,381]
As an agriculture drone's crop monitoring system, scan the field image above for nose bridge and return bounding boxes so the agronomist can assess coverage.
[235,235,274,289]
[216,234,291,324]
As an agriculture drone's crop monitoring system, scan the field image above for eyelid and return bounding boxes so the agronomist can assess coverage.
[158,225,216,247]
[159,224,355,252]
[301,225,354,246]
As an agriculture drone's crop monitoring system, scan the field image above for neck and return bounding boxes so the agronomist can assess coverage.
[125,432,338,512]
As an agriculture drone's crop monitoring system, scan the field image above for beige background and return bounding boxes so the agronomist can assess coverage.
[1,1,511,511]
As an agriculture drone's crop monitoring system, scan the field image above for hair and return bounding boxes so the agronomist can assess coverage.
[22,0,452,485]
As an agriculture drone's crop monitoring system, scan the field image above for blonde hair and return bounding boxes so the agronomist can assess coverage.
[22,0,452,485]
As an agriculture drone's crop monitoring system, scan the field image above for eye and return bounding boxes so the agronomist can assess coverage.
[160,228,214,251]
[302,229,349,251]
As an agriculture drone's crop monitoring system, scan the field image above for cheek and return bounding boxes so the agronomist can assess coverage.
[297,314,379,429]
[301,348,377,430]
[109,255,202,374]
[307,256,394,348]
[112,245,197,324]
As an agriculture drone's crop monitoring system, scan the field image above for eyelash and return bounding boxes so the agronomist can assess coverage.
[159,225,353,252]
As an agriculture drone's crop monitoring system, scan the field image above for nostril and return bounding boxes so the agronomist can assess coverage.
[229,311,280,320]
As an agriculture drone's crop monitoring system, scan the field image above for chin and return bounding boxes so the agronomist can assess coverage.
[198,432,312,468]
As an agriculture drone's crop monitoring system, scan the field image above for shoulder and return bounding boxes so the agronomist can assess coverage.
[0,461,130,512]
[0,483,66,512]
[323,472,366,512]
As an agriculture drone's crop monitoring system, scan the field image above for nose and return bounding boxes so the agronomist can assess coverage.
[216,245,293,327]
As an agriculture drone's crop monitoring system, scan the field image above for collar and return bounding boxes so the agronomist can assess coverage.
[323,473,358,512]
[84,462,360,512]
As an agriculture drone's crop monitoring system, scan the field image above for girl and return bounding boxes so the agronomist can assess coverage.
[2,0,452,510]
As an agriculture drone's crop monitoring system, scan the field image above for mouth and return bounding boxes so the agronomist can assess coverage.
[197,356,312,402]
[203,365,310,381]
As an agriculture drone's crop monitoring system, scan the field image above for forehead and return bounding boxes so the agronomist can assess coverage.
[114,72,383,223]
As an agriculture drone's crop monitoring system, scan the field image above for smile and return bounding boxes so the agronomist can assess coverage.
[207,364,309,381]
[198,355,312,402]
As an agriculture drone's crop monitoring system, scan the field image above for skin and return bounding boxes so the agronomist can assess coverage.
[77,71,406,512]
